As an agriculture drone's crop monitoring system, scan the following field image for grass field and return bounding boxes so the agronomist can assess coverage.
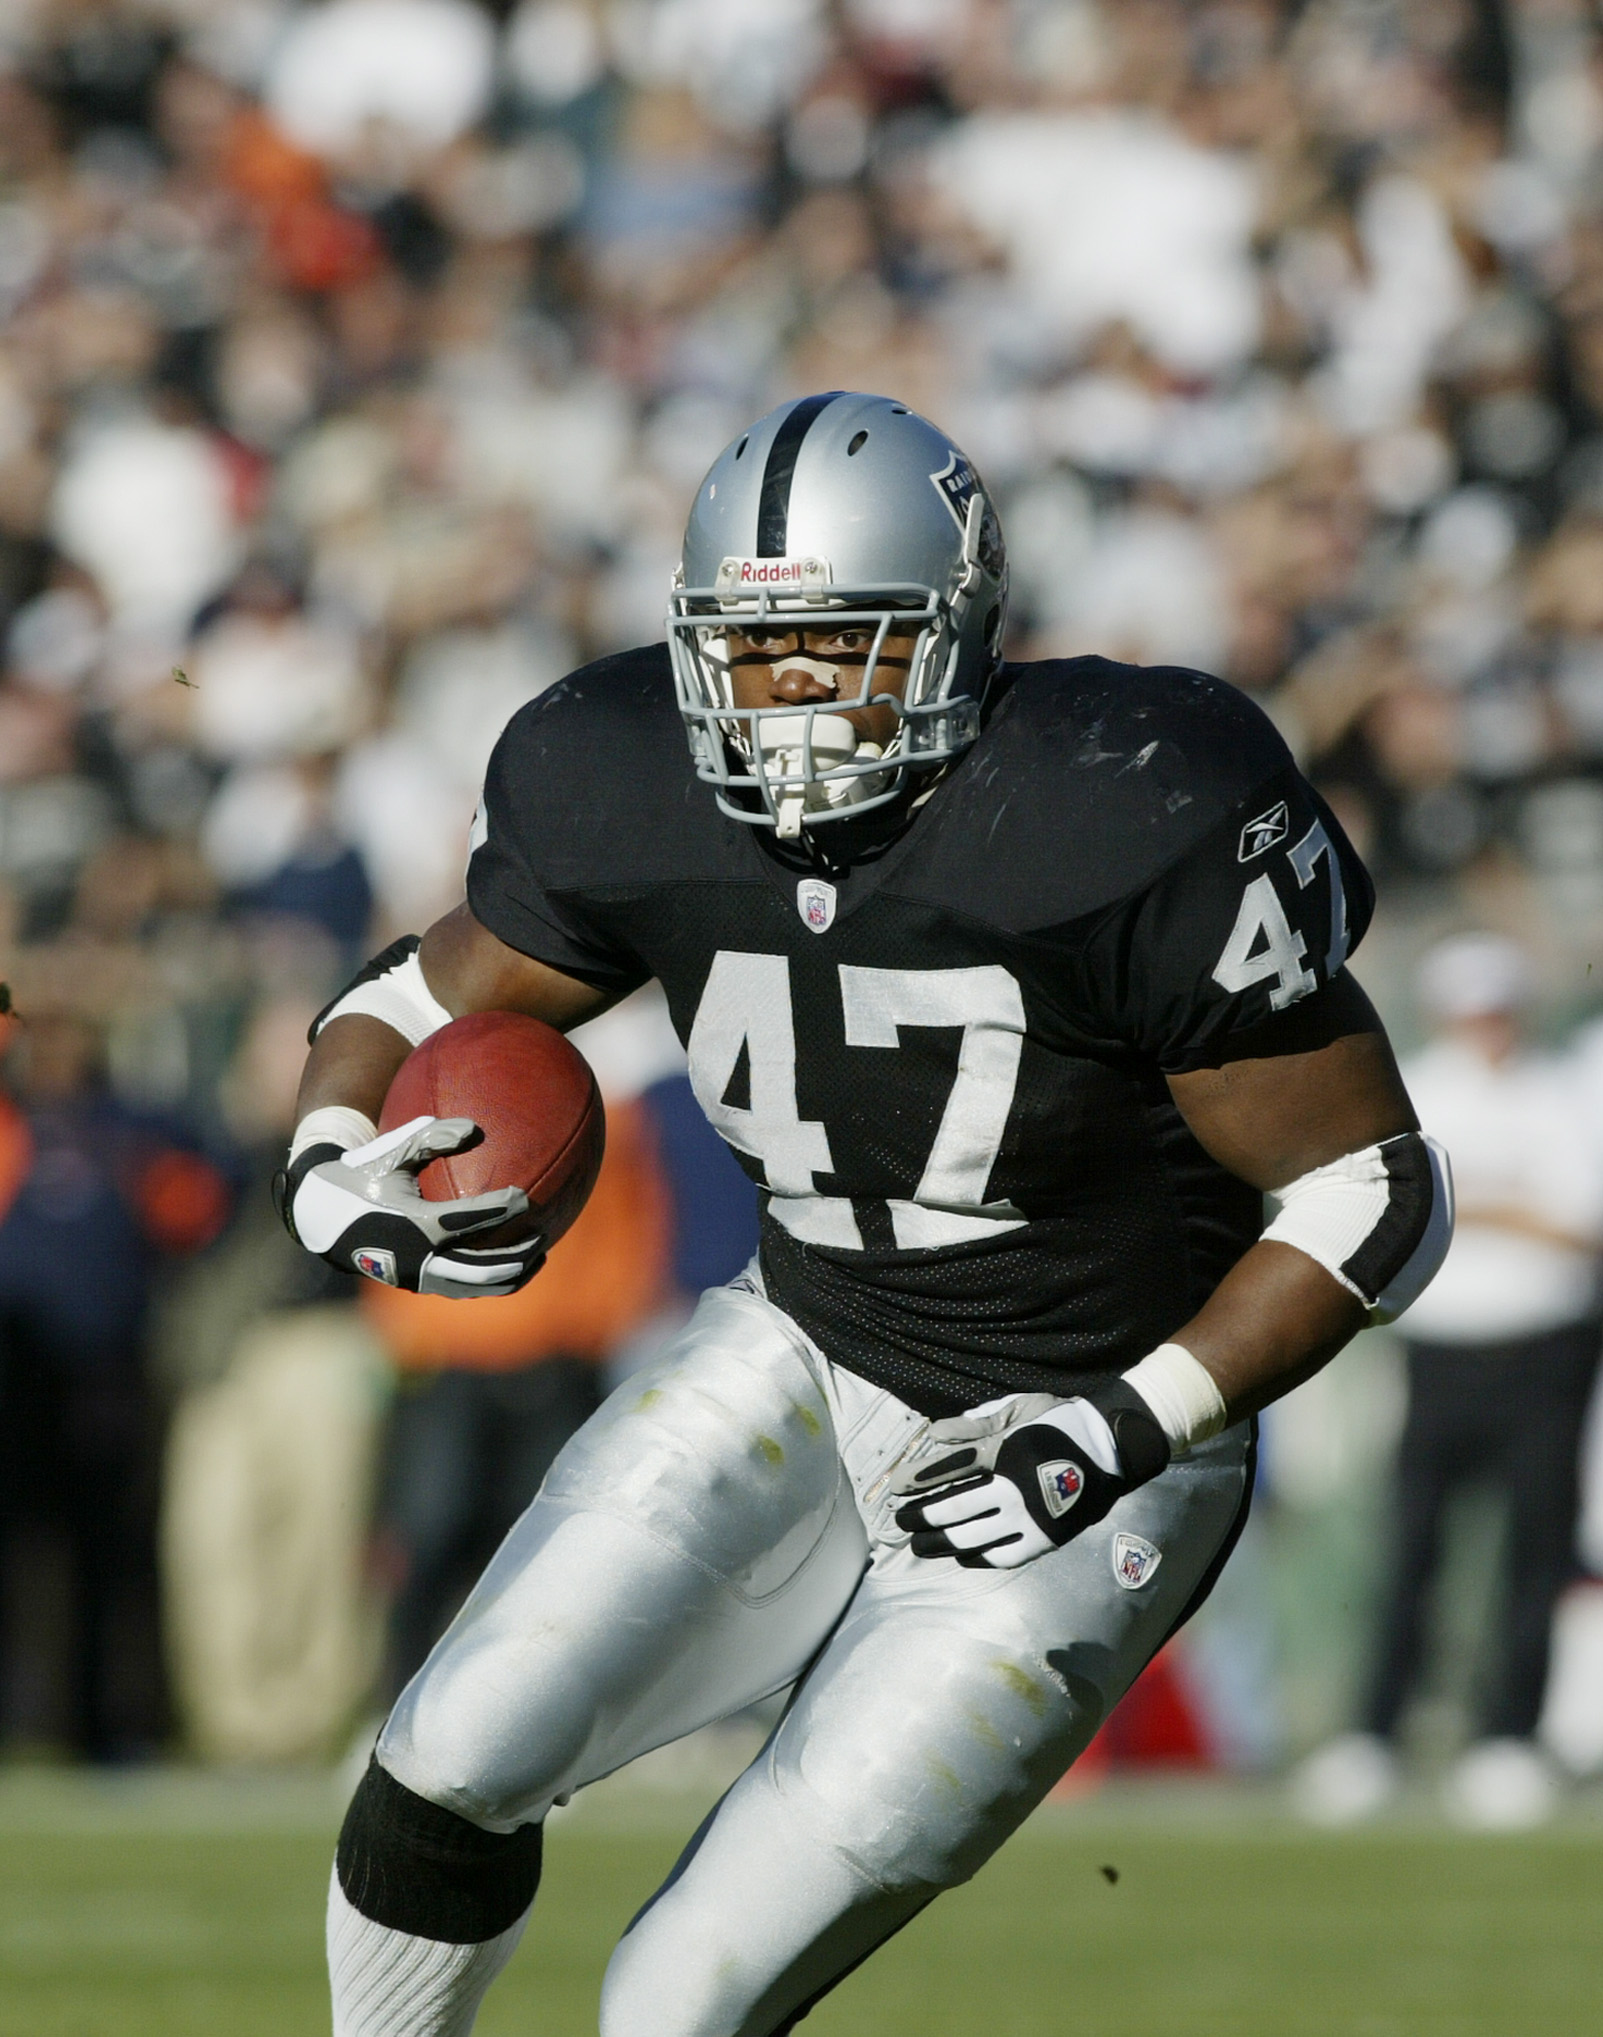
[3,1768,1602,2036]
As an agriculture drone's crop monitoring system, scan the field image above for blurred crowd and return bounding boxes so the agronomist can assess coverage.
[9,0,1603,1791]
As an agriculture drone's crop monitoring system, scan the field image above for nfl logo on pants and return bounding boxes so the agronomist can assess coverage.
[1113,1532,1162,1589]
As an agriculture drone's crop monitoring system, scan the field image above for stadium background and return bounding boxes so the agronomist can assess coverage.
[3,0,1603,2028]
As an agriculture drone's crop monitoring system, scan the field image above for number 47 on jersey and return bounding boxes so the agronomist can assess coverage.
[1213,816,1349,1012]
[686,954,1025,1249]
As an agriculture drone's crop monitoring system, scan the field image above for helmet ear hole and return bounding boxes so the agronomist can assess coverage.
[847,430,868,455]
[735,436,749,459]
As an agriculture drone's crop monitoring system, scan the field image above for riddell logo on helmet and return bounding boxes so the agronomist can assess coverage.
[715,555,831,592]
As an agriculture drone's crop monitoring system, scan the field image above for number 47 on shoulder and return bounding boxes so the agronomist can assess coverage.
[1213,814,1350,1012]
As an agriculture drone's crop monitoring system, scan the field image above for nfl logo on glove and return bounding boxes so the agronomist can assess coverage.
[1037,1460,1084,1518]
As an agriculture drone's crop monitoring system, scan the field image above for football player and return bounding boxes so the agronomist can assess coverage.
[278,392,1451,2037]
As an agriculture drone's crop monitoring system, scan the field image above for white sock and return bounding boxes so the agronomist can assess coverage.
[327,1869,530,2037]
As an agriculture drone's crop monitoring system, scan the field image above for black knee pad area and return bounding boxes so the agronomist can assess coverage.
[336,1756,542,1943]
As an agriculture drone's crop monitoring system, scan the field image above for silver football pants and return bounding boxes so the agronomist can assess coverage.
[377,1276,1250,2036]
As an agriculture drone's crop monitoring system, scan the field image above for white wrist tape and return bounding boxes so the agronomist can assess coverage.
[317,943,453,1049]
[1261,1131,1453,1324]
[289,1105,378,1163]
[1122,1343,1227,1456]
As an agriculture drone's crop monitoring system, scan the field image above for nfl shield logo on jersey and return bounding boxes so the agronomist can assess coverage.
[796,878,837,933]
[353,1246,399,1285]
[1113,1532,1162,1589]
[1037,1459,1084,1519]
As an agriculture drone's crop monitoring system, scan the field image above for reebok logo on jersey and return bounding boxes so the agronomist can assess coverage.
[1238,800,1289,861]
[715,555,831,593]
[1037,1460,1084,1519]
[1113,1532,1162,1589]
[353,1246,399,1285]
[797,878,837,933]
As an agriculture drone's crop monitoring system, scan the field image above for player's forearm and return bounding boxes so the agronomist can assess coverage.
[294,1013,415,1131]
[291,905,611,1139]
[292,920,460,1138]
[894,1236,1361,1565]
[1167,1239,1367,1424]
[1159,1015,1450,1438]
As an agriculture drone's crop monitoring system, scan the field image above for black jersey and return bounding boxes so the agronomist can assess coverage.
[467,644,1373,1417]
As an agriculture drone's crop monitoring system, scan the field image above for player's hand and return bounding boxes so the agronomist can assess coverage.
[891,1382,1170,1569]
[273,1115,546,1299]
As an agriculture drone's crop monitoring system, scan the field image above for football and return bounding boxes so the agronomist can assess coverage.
[378,1011,605,1247]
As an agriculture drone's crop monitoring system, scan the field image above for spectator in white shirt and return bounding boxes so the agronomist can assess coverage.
[1298,934,1603,1829]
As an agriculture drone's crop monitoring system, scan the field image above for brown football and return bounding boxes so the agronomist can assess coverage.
[378,1011,605,1246]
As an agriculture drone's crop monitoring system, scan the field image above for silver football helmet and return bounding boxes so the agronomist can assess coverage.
[667,392,1007,836]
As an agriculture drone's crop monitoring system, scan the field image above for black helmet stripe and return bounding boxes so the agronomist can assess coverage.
[756,391,845,556]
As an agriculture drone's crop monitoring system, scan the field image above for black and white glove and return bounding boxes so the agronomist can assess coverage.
[891,1381,1171,1570]
[273,1115,545,1299]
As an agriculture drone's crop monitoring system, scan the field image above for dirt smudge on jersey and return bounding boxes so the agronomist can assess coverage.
[924,1753,964,1798]
[964,1708,1007,1754]
[991,1660,1047,1716]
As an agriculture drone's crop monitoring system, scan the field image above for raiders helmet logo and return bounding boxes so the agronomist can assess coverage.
[929,451,1005,577]
[796,878,837,933]
[353,1246,399,1285]
[1113,1532,1162,1589]
[1037,1459,1085,1519]
[1238,801,1289,861]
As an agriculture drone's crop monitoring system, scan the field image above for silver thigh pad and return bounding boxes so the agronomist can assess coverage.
[601,1408,1252,2037]
[379,1286,867,1830]
[770,1419,1252,1891]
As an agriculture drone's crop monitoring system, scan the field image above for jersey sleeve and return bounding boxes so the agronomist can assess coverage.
[465,702,652,998]
[1088,767,1376,1072]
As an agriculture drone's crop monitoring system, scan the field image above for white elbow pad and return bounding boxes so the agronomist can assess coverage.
[310,935,453,1049]
[1260,1132,1454,1325]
